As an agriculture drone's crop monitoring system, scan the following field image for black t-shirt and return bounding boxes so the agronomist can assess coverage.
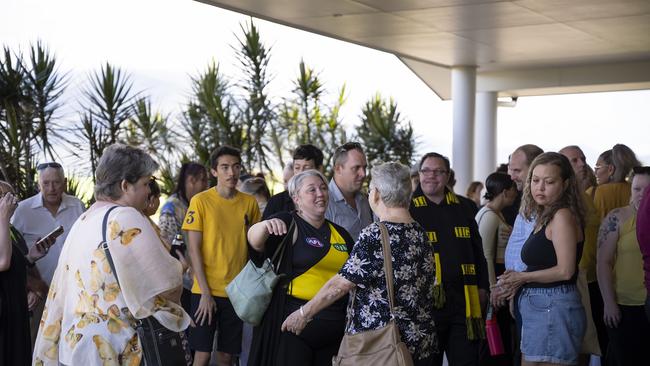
[521,224,583,288]
[262,191,295,220]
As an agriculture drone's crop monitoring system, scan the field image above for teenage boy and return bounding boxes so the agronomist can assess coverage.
[184,146,261,366]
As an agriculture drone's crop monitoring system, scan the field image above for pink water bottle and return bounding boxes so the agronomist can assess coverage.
[486,304,504,356]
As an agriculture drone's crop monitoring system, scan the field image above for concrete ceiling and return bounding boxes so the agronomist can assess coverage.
[198,0,650,99]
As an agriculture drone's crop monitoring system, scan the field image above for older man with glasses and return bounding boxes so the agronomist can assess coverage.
[409,152,489,366]
[11,161,86,344]
[325,142,373,242]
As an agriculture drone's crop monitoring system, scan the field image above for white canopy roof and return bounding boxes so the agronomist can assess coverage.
[198,0,650,99]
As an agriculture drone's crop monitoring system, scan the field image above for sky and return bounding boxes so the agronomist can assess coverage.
[3,0,650,182]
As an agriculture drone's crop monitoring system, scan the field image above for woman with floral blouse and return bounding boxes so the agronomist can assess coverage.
[33,144,190,366]
[282,162,437,365]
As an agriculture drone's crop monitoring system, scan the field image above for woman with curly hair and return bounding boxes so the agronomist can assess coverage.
[500,152,586,365]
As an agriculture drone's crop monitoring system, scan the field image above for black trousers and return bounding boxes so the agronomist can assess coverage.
[431,286,480,366]
[588,281,609,365]
[276,316,345,366]
[646,295,650,322]
[605,304,650,366]
[276,297,345,366]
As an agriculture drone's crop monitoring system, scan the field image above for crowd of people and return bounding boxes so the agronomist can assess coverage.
[0,140,648,366]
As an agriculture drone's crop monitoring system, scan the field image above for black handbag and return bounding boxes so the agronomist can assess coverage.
[100,206,191,366]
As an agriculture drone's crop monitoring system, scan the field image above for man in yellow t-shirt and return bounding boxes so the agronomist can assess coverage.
[183,146,261,366]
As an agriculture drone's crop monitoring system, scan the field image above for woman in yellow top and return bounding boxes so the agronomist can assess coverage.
[247,170,355,366]
[597,166,650,366]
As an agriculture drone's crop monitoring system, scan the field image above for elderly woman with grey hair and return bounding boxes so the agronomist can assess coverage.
[281,162,437,365]
[247,169,355,366]
[33,144,190,366]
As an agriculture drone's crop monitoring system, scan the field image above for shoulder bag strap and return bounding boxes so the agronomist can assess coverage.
[475,207,494,227]
[476,208,500,246]
[270,219,297,272]
[378,222,396,312]
[100,206,122,287]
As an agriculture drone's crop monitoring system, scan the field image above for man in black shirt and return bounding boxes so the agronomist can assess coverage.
[262,144,324,219]
[410,152,489,366]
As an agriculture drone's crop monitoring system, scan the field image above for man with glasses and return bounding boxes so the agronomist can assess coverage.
[409,152,488,366]
[263,144,324,219]
[11,161,85,343]
[183,146,261,366]
[325,142,372,242]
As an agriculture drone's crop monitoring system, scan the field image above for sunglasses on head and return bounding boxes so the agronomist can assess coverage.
[633,166,650,175]
[37,162,62,171]
[336,142,362,154]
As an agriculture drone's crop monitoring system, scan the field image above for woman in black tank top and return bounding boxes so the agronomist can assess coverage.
[499,152,587,366]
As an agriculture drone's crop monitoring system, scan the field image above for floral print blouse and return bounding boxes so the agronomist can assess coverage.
[339,221,437,360]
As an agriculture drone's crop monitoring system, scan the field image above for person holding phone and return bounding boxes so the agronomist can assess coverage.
[0,180,56,366]
[11,161,86,344]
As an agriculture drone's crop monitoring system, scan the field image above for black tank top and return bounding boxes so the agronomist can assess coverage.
[521,224,583,288]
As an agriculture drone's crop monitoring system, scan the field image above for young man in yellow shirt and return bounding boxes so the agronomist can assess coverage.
[183,146,261,366]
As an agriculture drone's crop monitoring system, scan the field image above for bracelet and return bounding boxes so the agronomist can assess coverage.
[300,305,305,318]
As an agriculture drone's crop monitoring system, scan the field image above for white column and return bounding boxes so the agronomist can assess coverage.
[451,66,477,195]
[474,91,497,183]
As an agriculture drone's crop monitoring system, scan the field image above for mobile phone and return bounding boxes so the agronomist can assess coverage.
[36,225,64,247]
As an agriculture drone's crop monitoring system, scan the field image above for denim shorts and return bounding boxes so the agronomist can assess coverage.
[518,284,586,365]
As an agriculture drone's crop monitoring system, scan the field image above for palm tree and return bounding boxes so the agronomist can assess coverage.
[357,93,416,167]
[235,20,275,175]
[124,97,176,157]
[278,60,347,174]
[76,62,136,179]
[0,47,37,197]
[181,61,239,161]
[24,41,68,162]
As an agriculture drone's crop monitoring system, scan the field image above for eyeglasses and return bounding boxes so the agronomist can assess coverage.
[419,168,448,177]
[37,162,62,170]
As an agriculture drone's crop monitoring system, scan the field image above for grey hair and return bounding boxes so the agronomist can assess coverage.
[287,169,328,198]
[370,162,412,208]
[94,144,159,200]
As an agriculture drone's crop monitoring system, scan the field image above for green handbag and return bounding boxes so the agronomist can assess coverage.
[226,220,297,326]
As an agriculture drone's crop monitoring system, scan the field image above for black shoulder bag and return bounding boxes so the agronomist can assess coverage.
[100,206,191,366]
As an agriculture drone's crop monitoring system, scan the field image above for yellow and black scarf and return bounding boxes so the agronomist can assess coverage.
[411,189,485,340]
